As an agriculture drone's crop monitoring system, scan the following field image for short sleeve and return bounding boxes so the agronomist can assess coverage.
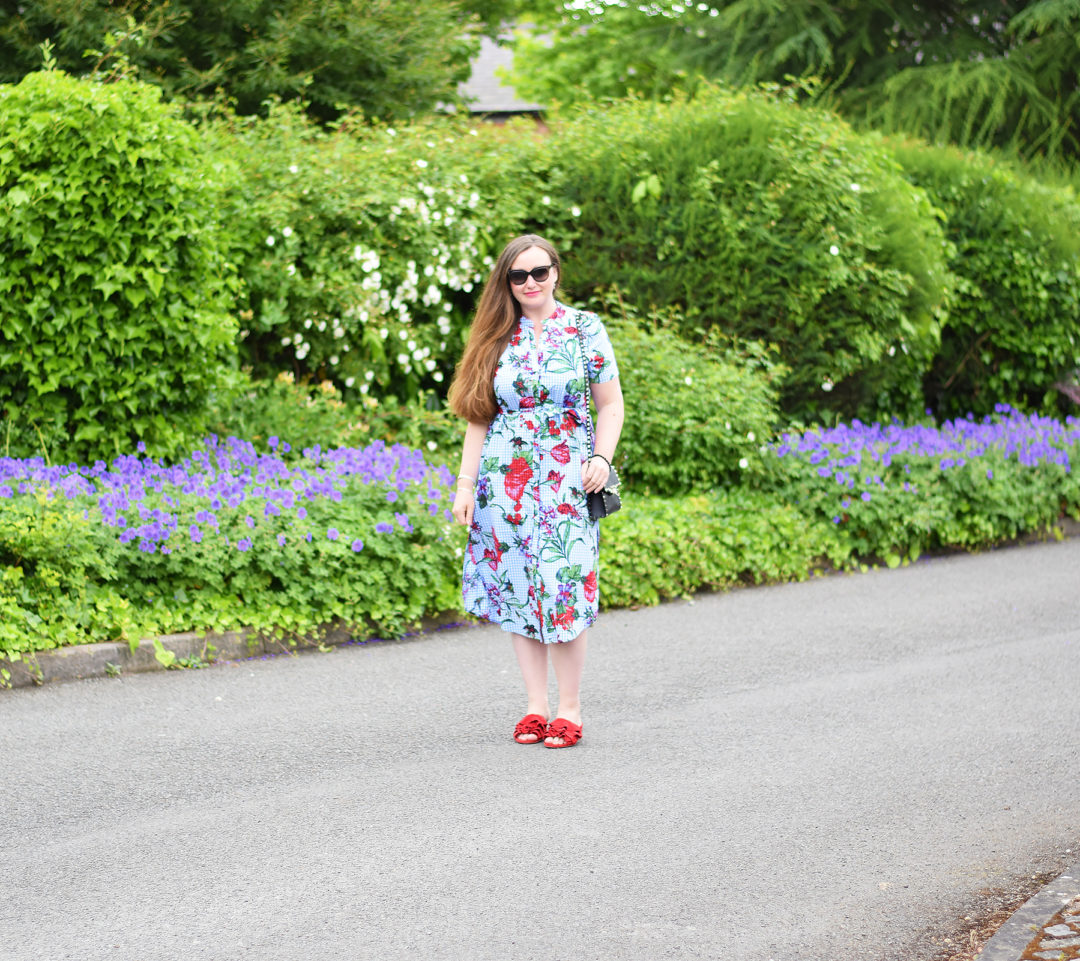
[580,310,619,384]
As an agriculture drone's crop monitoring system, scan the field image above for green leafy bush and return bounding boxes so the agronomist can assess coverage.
[890,140,1080,417]
[205,372,462,468]
[0,70,238,461]
[199,103,550,402]
[601,489,844,608]
[541,87,950,422]
[592,293,786,494]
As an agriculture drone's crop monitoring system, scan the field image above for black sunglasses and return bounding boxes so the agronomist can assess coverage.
[507,264,555,286]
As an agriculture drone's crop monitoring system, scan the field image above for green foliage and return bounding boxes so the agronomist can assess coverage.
[544,88,949,421]
[592,293,786,493]
[0,0,511,123]
[0,461,462,658]
[512,0,1079,163]
[890,140,1080,417]
[205,373,462,468]
[198,102,550,401]
[0,70,238,461]
[601,489,844,607]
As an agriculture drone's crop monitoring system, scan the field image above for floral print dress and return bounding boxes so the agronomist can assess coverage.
[462,303,619,644]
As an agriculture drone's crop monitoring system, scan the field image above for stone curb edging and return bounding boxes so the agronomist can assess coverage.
[979,863,1080,961]
[1,611,476,691]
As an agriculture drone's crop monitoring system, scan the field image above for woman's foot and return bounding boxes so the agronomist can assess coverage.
[513,711,549,744]
[544,705,582,747]
[544,717,582,749]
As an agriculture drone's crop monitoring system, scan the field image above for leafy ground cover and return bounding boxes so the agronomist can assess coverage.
[767,405,1080,565]
[2,408,1078,669]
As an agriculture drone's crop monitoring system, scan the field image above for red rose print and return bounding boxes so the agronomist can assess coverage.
[551,442,571,464]
[519,397,535,409]
[583,571,597,603]
[547,418,561,437]
[546,470,565,492]
[553,607,576,629]
[564,326,578,334]
[556,503,579,518]
[504,457,533,505]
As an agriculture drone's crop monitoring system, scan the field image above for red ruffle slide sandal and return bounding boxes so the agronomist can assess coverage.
[544,718,582,749]
[513,713,549,744]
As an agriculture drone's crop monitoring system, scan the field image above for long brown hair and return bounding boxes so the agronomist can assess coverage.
[448,234,561,423]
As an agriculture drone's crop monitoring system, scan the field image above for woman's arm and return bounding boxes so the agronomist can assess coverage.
[452,420,488,526]
[582,377,624,493]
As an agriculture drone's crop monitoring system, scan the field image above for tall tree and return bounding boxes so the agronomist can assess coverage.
[0,0,526,122]
[511,0,1079,162]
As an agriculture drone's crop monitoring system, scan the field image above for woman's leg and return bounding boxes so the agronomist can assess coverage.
[546,629,587,744]
[511,633,550,741]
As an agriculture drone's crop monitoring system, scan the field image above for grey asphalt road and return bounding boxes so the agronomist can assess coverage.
[1,538,1078,961]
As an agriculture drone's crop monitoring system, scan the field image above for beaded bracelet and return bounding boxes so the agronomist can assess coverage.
[587,454,611,470]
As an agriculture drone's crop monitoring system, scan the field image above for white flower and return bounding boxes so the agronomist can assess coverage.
[345,377,355,387]
[397,353,410,366]
[292,333,303,345]
[571,206,582,217]
[387,128,396,137]
[286,264,296,276]
[887,345,896,357]
[738,458,749,469]
[541,195,551,205]
[353,245,363,261]
[822,379,834,392]
[280,336,291,346]
[427,441,438,451]
[265,235,275,246]
[399,330,409,340]
[747,431,755,442]
[829,245,840,256]
[850,183,861,192]
[380,328,389,340]
[329,355,339,365]
[433,371,444,383]
[365,370,375,381]
[304,319,312,329]
[416,159,428,168]
[288,164,299,174]
[282,226,293,238]
[684,376,692,386]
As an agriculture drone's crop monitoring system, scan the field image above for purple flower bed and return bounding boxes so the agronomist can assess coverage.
[0,436,461,657]
[768,406,1080,561]
[0,435,454,556]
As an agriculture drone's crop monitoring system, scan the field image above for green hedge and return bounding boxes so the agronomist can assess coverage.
[594,296,786,494]
[537,87,950,422]
[198,103,548,403]
[890,140,1080,418]
[0,70,237,461]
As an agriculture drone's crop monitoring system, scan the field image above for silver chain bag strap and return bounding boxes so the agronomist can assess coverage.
[575,312,621,521]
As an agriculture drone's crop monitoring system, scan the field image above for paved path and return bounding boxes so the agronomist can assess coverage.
[1,539,1078,961]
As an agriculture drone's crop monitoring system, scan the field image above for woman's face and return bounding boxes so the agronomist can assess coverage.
[508,245,558,310]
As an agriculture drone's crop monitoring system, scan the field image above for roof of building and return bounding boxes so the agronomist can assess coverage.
[459,34,545,114]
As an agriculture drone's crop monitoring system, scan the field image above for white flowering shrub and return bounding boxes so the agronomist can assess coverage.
[202,104,556,400]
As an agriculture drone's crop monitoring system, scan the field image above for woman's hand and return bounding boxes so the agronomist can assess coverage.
[581,456,611,494]
[452,486,475,527]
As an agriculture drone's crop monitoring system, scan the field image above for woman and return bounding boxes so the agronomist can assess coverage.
[449,235,624,749]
